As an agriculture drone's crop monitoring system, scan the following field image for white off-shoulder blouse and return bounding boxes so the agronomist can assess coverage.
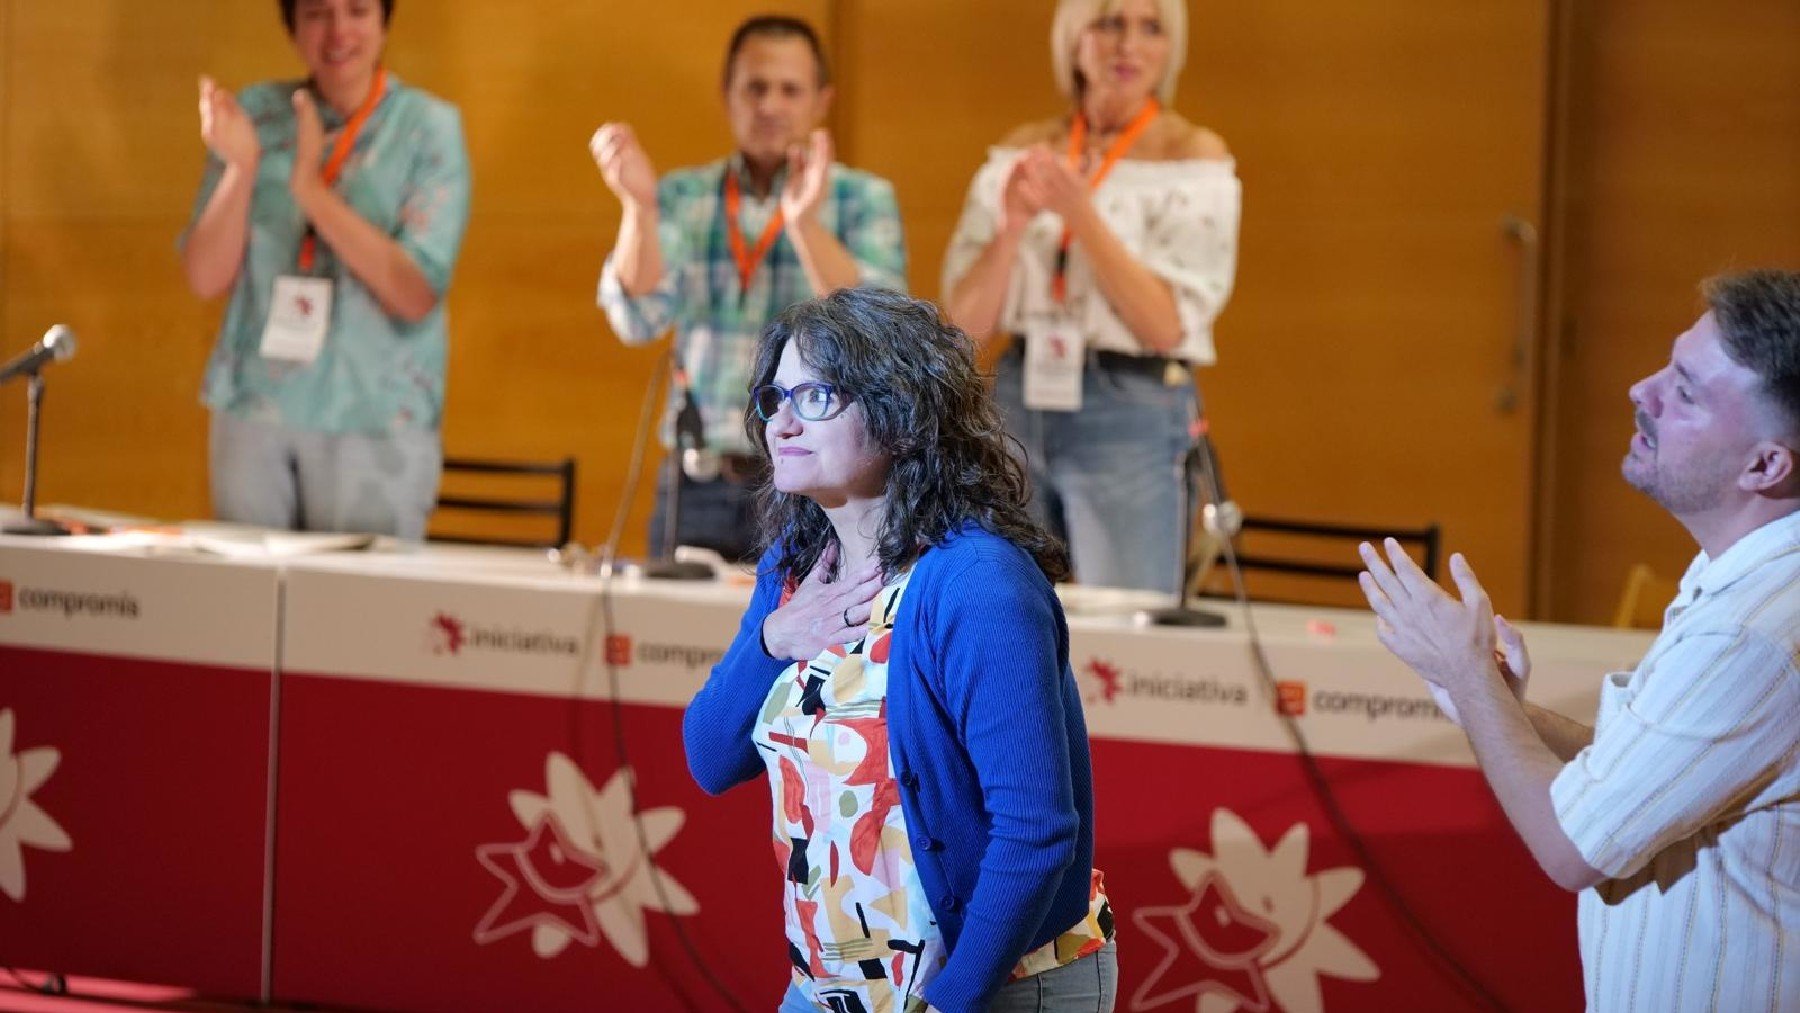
[941,148,1240,364]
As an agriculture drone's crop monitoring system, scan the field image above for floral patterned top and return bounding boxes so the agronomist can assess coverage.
[755,568,1112,1011]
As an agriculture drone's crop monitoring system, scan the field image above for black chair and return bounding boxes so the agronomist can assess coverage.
[1197,515,1442,605]
[1232,515,1441,581]
[431,456,576,550]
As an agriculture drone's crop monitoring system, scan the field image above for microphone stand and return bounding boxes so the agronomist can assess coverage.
[1136,416,1232,627]
[5,371,70,536]
[641,372,715,581]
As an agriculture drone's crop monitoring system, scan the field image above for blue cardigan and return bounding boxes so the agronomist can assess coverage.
[683,524,1097,1013]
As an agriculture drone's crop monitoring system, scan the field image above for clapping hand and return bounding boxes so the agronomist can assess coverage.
[1427,615,1532,726]
[589,122,658,209]
[1358,541,1524,718]
[999,154,1049,237]
[289,88,326,200]
[780,128,834,225]
[1018,145,1090,220]
[198,76,260,170]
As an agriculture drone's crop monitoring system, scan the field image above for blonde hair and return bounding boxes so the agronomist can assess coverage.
[1050,0,1187,105]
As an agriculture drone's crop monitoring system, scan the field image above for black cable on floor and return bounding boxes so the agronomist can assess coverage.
[572,348,749,1013]
[0,967,67,995]
[1210,530,1509,1012]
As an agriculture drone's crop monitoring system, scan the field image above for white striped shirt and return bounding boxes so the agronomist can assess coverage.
[1551,509,1800,1012]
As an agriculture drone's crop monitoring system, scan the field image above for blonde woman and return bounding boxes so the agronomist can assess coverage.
[943,0,1239,595]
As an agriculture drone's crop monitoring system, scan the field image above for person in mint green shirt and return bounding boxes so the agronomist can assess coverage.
[181,0,471,540]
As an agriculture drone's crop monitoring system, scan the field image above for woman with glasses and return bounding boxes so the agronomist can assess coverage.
[685,287,1116,1013]
[941,0,1239,595]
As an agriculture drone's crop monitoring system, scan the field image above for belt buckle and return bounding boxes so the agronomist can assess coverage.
[1163,359,1187,387]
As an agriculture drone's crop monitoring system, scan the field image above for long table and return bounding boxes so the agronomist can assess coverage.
[0,538,279,998]
[0,533,1653,1012]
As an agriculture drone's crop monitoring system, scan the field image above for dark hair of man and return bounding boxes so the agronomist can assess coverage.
[278,0,396,34]
[721,15,831,90]
[746,288,1070,583]
[1705,269,1800,437]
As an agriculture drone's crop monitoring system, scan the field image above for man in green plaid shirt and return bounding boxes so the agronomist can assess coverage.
[593,15,907,561]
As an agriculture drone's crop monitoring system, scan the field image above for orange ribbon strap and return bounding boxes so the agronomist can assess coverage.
[297,67,389,273]
[1052,98,1160,304]
[724,167,787,300]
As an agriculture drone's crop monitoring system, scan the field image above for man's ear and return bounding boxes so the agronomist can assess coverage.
[1741,439,1798,495]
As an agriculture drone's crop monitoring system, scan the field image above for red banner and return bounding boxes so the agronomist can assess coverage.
[273,672,785,1011]
[271,671,1580,1012]
[0,646,271,998]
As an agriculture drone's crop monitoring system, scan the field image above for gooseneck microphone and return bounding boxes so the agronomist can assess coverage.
[674,371,721,482]
[4,324,78,536]
[1192,415,1242,540]
[0,325,77,385]
[1138,409,1234,627]
[646,364,718,580]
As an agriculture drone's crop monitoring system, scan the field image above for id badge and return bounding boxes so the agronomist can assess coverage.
[260,276,333,363]
[1022,322,1084,412]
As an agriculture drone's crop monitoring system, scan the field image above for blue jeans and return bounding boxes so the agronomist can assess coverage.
[777,940,1118,1012]
[208,410,441,540]
[995,351,1196,594]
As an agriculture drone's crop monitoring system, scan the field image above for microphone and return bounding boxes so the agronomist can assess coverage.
[1191,415,1241,538]
[645,361,721,580]
[1138,408,1233,627]
[0,325,77,385]
[673,368,720,482]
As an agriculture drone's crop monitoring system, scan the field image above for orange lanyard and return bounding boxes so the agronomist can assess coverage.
[1052,98,1159,304]
[724,167,786,300]
[297,68,389,273]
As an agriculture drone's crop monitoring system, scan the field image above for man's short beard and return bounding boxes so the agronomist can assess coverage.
[1625,456,1728,516]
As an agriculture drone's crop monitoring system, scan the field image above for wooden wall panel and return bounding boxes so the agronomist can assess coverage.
[833,0,1059,303]
[1195,2,1549,616]
[0,1,828,554]
[1540,0,1800,623]
[7,1,1789,618]
[0,0,12,504]
[845,1,1548,613]
[0,220,211,513]
[0,1,274,519]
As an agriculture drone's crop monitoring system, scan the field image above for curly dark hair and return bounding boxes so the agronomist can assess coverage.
[745,287,1069,583]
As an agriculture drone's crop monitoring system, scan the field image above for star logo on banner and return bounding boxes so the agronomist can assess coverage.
[1129,809,1377,1013]
[0,709,72,902]
[1082,658,1124,704]
[429,612,465,655]
[474,812,607,948]
[1134,872,1278,1010]
[472,755,696,965]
